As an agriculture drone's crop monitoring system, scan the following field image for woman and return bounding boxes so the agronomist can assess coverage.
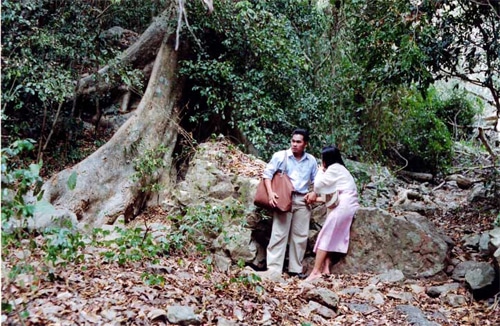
[305,145,359,282]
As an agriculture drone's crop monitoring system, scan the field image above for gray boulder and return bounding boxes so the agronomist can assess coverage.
[312,208,451,278]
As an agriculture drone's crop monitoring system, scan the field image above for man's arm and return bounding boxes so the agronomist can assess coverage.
[304,156,319,204]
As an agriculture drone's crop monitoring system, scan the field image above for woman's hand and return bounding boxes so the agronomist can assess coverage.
[304,191,317,205]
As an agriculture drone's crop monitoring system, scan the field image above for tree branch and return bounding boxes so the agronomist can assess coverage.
[76,9,172,96]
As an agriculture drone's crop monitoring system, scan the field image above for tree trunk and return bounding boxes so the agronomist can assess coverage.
[42,31,183,227]
[76,9,171,96]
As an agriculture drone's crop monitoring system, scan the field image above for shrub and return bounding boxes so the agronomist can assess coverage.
[1,139,43,230]
[398,88,454,173]
[433,87,479,139]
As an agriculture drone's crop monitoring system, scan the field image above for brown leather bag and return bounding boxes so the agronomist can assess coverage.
[254,152,294,212]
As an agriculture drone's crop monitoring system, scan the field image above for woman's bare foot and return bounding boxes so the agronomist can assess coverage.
[304,271,322,282]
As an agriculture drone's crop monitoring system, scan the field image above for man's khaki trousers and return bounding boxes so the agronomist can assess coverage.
[266,194,311,274]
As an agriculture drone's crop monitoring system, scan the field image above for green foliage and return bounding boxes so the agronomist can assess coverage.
[203,256,214,274]
[314,52,365,159]
[399,88,454,173]
[99,0,169,33]
[1,193,251,320]
[230,273,262,287]
[323,0,479,172]
[1,139,43,229]
[2,1,89,104]
[215,272,263,294]
[141,272,166,287]
[168,203,244,252]
[421,0,500,120]
[1,0,154,169]
[1,140,86,274]
[67,171,78,191]
[44,226,86,266]
[344,0,433,89]
[322,0,436,162]
[95,56,145,91]
[180,0,332,158]
[433,87,479,139]
[344,160,372,192]
[97,227,165,265]
[132,145,169,193]
[1,1,106,137]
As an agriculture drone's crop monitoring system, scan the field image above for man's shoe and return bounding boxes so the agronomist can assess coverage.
[288,272,308,279]
[252,269,284,282]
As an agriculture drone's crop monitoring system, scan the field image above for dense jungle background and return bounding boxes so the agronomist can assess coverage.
[1,0,499,325]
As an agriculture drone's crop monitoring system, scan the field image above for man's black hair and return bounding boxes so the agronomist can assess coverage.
[292,129,310,142]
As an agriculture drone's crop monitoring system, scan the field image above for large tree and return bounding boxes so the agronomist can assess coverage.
[40,0,329,226]
[41,4,184,226]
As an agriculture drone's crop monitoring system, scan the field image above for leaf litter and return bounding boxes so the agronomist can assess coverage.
[2,139,499,325]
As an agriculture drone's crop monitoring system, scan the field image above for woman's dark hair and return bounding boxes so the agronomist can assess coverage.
[292,128,310,142]
[321,145,345,167]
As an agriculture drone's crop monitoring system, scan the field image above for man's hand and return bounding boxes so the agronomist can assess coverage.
[269,192,279,207]
[304,191,317,205]
[264,179,277,207]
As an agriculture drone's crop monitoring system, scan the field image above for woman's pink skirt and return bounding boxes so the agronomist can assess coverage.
[313,190,359,253]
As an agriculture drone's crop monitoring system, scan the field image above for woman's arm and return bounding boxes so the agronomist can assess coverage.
[313,164,342,194]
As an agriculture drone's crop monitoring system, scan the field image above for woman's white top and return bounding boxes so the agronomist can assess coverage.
[314,163,357,194]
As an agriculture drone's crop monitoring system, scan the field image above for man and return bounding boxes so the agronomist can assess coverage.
[262,129,318,278]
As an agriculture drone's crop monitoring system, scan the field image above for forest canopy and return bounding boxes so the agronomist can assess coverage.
[1,0,499,174]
